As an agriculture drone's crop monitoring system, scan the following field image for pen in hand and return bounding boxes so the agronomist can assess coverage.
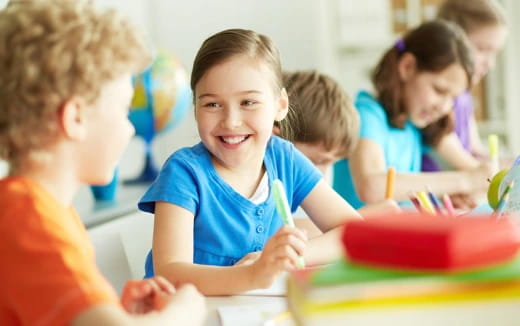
[272,179,305,269]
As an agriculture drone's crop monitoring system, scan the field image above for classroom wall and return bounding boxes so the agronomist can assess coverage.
[145,0,336,170]
[0,0,336,179]
[0,0,340,193]
[101,0,339,179]
[1,0,518,178]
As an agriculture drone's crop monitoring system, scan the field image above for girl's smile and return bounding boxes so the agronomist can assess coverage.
[194,54,288,172]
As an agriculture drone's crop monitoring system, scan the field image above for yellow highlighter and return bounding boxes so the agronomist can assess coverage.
[416,191,436,215]
[488,134,499,173]
[272,179,305,269]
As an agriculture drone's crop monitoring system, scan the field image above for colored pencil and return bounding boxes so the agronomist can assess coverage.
[494,180,515,218]
[488,134,499,173]
[409,194,423,213]
[416,191,435,214]
[272,179,305,268]
[442,194,455,217]
[385,166,396,200]
[427,190,443,215]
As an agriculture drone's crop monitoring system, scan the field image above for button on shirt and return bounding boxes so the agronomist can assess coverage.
[139,136,322,277]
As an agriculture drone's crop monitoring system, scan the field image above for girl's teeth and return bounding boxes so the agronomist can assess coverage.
[222,136,246,144]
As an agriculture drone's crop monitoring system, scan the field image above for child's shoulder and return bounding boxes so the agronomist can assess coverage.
[355,90,387,120]
[0,177,53,230]
[160,142,212,175]
[0,177,38,207]
[267,135,297,155]
[355,90,380,109]
[166,142,208,162]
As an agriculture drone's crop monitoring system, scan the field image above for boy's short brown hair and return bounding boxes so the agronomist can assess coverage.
[0,0,151,170]
[282,70,359,158]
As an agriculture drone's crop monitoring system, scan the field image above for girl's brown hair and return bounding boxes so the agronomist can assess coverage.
[190,28,296,139]
[372,20,473,146]
[437,0,507,33]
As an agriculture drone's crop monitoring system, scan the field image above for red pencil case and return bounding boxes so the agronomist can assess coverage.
[342,212,520,272]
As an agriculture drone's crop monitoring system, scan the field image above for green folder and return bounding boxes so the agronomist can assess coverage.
[312,254,520,286]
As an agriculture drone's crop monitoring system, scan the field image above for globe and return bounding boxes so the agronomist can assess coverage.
[90,50,191,201]
[126,50,192,184]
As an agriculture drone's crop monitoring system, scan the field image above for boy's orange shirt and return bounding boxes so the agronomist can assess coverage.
[0,177,119,326]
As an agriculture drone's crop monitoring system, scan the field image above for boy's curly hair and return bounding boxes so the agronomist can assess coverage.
[0,0,151,170]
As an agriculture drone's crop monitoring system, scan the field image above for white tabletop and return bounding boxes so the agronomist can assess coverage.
[204,295,290,326]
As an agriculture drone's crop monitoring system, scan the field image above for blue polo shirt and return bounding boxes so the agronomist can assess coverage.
[333,91,423,208]
[138,136,321,277]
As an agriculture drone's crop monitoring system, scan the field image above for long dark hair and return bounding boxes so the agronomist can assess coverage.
[372,20,474,146]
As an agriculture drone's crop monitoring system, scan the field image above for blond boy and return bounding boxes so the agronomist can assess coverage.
[0,1,204,325]
[281,70,399,236]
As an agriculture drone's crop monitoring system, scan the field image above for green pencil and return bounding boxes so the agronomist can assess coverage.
[272,179,305,268]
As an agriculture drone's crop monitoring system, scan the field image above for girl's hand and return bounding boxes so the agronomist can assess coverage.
[359,199,401,217]
[235,251,262,266]
[471,162,495,190]
[120,276,175,314]
[250,225,307,288]
[449,193,477,211]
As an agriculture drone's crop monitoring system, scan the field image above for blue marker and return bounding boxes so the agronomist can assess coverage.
[427,190,443,215]
[272,179,305,268]
[512,155,520,167]
[494,180,515,218]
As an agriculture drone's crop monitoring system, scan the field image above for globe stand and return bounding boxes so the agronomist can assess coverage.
[123,142,159,184]
[90,169,119,202]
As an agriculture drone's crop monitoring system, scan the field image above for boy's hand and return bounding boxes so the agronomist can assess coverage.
[170,283,206,310]
[120,276,175,314]
[250,226,307,288]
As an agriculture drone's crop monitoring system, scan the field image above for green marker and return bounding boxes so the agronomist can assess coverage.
[272,179,305,268]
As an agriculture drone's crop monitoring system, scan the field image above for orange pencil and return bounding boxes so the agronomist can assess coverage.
[385,166,396,199]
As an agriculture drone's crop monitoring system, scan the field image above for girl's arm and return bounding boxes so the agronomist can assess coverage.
[152,201,306,296]
[435,132,481,170]
[300,179,362,265]
[468,115,488,157]
[294,198,400,239]
[350,139,492,204]
[294,218,323,239]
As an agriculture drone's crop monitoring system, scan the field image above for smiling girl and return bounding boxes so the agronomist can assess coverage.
[333,20,494,209]
[138,29,361,295]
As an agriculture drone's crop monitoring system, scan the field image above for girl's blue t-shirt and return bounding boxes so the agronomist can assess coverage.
[333,91,423,209]
[138,136,322,277]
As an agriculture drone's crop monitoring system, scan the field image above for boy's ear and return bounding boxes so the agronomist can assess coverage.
[275,88,289,122]
[397,52,417,82]
[59,97,88,140]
